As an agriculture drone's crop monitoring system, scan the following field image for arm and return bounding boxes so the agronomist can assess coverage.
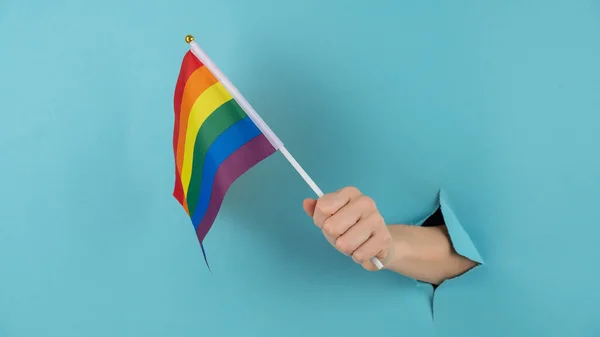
[385,224,477,285]
[303,186,478,285]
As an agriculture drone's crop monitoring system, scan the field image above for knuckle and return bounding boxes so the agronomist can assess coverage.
[353,251,366,263]
[373,212,386,225]
[364,210,383,224]
[383,231,392,242]
[322,219,338,237]
[316,200,335,215]
[335,238,351,255]
[382,232,393,245]
[340,186,360,195]
[357,195,375,208]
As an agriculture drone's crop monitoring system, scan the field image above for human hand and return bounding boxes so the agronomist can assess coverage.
[302,186,394,271]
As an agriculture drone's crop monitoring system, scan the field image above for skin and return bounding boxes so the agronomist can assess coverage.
[303,186,478,285]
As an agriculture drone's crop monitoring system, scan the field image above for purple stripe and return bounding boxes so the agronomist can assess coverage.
[195,134,276,243]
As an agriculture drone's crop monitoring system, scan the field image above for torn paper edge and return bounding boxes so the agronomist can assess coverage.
[411,189,485,320]
[413,188,484,281]
[438,189,484,264]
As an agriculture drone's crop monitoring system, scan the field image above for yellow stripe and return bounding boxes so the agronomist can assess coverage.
[176,66,219,172]
[180,81,233,196]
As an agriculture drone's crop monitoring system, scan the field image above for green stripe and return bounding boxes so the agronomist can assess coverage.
[186,99,248,216]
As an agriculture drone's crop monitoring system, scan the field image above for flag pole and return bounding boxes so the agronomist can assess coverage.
[184,35,384,270]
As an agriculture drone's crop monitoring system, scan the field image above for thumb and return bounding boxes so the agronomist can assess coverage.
[302,198,317,217]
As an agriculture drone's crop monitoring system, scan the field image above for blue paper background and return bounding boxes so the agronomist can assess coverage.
[2,1,600,336]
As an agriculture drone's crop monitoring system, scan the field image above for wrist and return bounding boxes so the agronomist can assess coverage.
[384,224,416,269]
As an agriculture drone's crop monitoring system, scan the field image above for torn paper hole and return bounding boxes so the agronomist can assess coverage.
[414,189,484,288]
[411,189,484,320]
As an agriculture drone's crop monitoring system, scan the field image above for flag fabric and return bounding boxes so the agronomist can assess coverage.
[172,50,277,258]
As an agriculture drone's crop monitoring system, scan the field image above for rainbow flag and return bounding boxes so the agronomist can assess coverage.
[172,40,278,262]
[170,36,383,270]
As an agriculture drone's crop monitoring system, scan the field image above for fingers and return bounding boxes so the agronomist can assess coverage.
[313,186,363,228]
[333,212,382,256]
[303,186,392,272]
[321,201,364,239]
[351,225,393,270]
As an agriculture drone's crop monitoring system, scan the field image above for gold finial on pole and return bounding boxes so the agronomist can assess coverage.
[185,35,195,44]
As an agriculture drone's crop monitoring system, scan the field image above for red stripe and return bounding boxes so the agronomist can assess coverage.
[195,134,275,243]
[173,51,204,210]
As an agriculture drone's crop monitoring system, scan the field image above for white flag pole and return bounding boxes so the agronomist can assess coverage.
[185,35,384,270]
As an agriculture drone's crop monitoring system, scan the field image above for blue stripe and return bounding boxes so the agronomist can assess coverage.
[200,243,211,272]
[190,116,261,227]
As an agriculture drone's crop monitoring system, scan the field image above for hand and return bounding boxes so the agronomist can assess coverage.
[302,186,394,271]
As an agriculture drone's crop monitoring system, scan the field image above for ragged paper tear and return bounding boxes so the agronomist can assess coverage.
[438,189,484,265]
[413,189,484,319]
[414,189,484,287]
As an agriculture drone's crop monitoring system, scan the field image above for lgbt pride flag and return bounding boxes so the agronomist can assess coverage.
[172,36,282,253]
[171,35,383,269]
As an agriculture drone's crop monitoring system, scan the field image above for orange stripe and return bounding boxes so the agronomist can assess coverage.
[175,66,219,172]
